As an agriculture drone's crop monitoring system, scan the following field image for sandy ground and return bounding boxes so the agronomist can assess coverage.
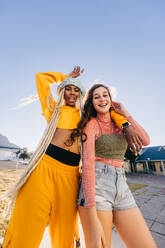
[0,168,23,237]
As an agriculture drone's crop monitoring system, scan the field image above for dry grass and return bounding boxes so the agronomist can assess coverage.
[0,169,23,238]
[136,189,148,196]
[128,183,148,192]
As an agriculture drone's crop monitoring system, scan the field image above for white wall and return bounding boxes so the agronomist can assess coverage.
[0,149,17,160]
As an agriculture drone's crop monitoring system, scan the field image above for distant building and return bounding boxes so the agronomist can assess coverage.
[0,146,20,161]
[135,146,165,175]
[0,134,21,161]
[124,160,131,173]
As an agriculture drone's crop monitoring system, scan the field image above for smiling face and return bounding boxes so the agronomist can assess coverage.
[64,85,80,107]
[92,86,111,114]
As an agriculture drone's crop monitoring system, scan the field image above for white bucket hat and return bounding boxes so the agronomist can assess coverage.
[57,77,86,97]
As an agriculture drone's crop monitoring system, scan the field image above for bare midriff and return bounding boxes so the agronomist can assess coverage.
[51,128,79,154]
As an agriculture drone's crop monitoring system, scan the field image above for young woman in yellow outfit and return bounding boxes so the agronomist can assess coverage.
[1,66,139,248]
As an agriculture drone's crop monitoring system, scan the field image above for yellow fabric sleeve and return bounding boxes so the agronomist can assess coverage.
[111,110,128,129]
[36,71,69,122]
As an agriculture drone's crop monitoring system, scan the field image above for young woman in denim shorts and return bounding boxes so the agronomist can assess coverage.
[77,84,157,248]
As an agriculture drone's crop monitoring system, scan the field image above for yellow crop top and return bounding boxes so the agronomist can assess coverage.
[36,71,128,129]
[57,106,80,129]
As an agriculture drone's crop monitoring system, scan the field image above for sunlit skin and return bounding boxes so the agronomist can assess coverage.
[92,87,111,115]
[64,85,80,107]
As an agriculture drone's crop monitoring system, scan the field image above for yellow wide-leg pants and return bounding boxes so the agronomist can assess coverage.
[2,154,80,248]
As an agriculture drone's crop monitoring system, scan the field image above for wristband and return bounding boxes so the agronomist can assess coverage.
[122,122,131,129]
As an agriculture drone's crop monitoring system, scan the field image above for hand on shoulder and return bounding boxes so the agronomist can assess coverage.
[112,101,130,118]
[123,125,143,154]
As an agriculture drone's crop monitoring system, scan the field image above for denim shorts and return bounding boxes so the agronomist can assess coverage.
[78,161,137,211]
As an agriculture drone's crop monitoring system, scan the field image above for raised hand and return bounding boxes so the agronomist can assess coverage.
[69,66,84,78]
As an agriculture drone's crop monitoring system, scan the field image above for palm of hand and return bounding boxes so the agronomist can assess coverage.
[70,66,84,78]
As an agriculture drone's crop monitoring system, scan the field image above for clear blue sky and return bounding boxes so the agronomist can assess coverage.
[0,0,164,151]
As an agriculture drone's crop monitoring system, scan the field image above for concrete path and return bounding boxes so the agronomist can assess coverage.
[127,174,165,248]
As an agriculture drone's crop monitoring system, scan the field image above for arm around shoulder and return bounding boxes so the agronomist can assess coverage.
[111,102,150,146]
[111,110,128,129]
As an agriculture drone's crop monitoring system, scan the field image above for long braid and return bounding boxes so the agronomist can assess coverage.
[77,94,84,173]
[1,88,65,218]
